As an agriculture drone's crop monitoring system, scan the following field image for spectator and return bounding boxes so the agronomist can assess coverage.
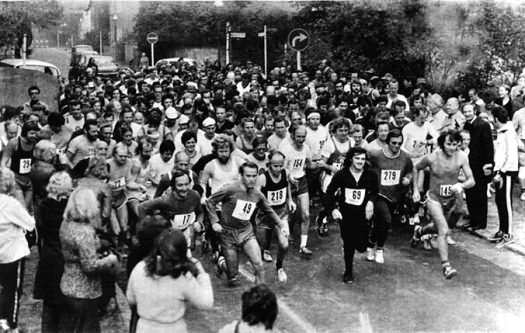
[219,284,278,333]
[127,228,213,333]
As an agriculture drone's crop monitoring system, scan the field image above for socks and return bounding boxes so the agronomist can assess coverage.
[300,235,308,248]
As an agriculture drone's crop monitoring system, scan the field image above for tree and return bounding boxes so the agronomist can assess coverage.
[0,0,63,57]
[134,1,292,66]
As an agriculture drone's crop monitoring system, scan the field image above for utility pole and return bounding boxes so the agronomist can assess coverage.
[99,31,103,54]
[226,21,230,65]
[263,25,267,77]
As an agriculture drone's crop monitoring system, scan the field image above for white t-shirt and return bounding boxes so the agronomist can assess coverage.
[321,137,355,159]
[402,122,438,160]
[280,142,311,179]
[305,125,329,157]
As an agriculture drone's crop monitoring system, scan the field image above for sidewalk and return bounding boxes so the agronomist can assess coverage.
[18,250,130,333]
[460,185,525,257]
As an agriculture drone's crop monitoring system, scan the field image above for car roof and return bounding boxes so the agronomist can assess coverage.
[0,59,61,76]
[155,57,198,67]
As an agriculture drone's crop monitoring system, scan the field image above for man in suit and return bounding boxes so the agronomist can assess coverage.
[462,103,494,230]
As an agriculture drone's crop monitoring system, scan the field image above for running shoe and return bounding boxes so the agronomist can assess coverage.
[443,265,458,279]
[496,234,515,248]
[215,256,226,277]
[410,225,422,248]
[374,249,384,264]
[317,217,329,237]
[446,235,457,245]
[263,250,273,262]
[366,247,375,261]
[299,246,313,256]
[488,230,504,242]
[520,191,525,201]
[343,271,353,284]
[228,276,241,287]
[277,268,288,283]
[422,235,432,251]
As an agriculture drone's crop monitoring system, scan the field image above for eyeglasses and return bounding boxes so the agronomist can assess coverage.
[390,142,403,146]
[255,147,267,151]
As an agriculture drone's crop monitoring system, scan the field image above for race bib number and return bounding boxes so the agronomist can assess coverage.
[109,177,126,189]
[19,158,31,174]
[381,170,401,186]
[292,158,304,171]
[171,212,196,230]
[268,188,287,206]
[440,185,453,198]
[232,199,257,220]
[344,188,365,206]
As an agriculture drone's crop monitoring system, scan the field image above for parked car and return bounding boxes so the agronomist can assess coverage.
[155,57,199,70]
[0,59,61,78]
[87,55,119,77]
[71,44,94,65]
[78,51,99,67]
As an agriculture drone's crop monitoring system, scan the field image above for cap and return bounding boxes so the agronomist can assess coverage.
[178,114,189,125]
[165,107,179,119]
[202,117,216,127]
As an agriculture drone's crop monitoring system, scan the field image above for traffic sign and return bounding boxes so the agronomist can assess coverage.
[230,32,246,38]
[287,28,309,52]
[146,32,158,44]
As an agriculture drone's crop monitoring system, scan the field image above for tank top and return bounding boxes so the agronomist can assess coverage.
[209,159,239,194]
[260,170,288,207]
[327,136,352,173]
[239,135,254,155]
[10,137,34,175]
[428,151,461,201]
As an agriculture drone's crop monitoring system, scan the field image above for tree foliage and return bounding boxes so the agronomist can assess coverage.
[0,0,63,56]
[134,1,292,66]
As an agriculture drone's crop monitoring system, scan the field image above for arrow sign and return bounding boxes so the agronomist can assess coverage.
[287,28,309,52]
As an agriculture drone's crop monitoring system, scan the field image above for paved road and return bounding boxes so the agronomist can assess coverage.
[30,47,70,78]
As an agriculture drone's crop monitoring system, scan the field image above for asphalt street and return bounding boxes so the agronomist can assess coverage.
[15,47,525,333]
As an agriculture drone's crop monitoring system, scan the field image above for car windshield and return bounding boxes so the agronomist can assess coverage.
[18,65,59,76]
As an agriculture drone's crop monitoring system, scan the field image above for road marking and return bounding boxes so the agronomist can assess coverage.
[359,311,373,333]
[238,265,317,333]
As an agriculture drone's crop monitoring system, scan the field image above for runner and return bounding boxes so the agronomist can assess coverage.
[1,121,40,209]
[367,128,413,263]
[280,125,315,255]
[410,129,475,279]
[138,169,204,257]
[256,151,296,283]
[127,140,153,235]
[325,147,378,283]
[206,162,289,286]
[317,118,354,236]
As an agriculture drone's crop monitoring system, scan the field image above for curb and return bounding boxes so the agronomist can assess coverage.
[464,228,525,257]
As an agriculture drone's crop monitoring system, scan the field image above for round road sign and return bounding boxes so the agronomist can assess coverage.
[146,32,158,44]
[287,28,309,52]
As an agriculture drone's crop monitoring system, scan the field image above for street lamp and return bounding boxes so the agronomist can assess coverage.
[112,14,118,61]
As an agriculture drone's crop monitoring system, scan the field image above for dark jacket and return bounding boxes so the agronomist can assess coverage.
[33,198,68,303]
[464,117,494,170]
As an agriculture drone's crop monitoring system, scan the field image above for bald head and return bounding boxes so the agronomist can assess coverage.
[446,97,459,115]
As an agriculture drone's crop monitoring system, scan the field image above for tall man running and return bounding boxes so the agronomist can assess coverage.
[206,162,289,287]
[367,129,413,264]
[411,129,475,279]
[280,125,315,255]
[257,151,296,283]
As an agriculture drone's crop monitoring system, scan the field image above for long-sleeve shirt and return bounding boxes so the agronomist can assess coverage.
[206,182,281,229]
[0,194,35,263]
[325,167,378,215]
[494,122,519,173]
[127,261,213,333]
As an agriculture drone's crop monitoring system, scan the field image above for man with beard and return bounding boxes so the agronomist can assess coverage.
[66,119,101,167]
[1,121,40,209]
[139,169,204,257]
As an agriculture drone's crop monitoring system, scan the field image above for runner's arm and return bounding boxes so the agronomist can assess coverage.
[413,155,430,193]
[205,187,229,225]
[0,139,15,167]
[137,197,164,219]
[458,152,475,190]
[258,194,287,230]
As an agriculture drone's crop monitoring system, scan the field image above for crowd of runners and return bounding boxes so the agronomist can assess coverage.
[0,56,523,332]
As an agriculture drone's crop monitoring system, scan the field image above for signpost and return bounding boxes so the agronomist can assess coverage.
[146,32,158,66]
[287,28,309,70]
